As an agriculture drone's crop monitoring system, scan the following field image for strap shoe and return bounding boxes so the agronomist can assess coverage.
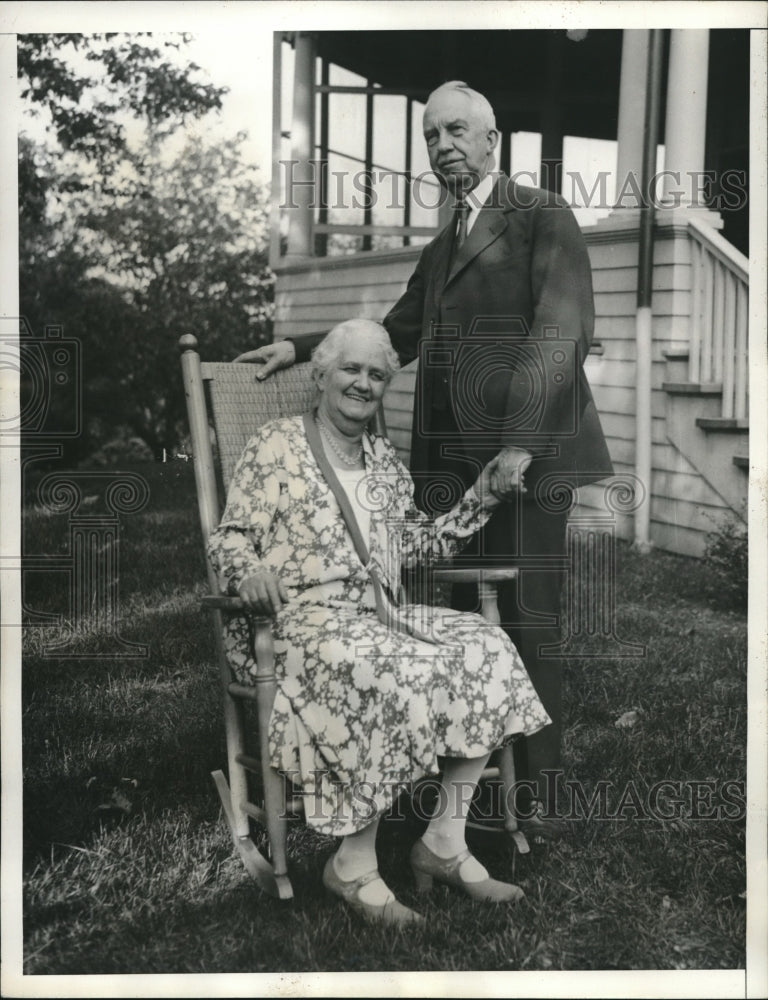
[410,839,524,903]
[322,855,423,926]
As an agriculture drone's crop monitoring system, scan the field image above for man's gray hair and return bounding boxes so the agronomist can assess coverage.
[312,318,400,378]
[426,80,497,131]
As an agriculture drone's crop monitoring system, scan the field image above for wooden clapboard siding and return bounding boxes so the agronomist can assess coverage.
[588,385,672,419]
[585,220,733,557]
[272,216,737,557]
[591,263,687,293]
[574,412,663,448]
[588,235,687,269]
[594,290,692,318]
[576,481,727,558]
[382,362,417,466]
[650,520,716,559]
[276,279,411,300]
[593,314,691,341]
[585,356,668,387]
[651,493,729,545]
[273,251,420,339]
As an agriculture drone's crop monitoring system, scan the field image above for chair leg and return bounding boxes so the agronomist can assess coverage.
[249,619,295,898]
[212,769,293,898]
[498,744,531,855]
[477,582,529,852]
[261,763,293,898]
[216,684,294,899]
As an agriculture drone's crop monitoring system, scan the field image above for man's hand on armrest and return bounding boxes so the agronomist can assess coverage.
[234,340,296,379]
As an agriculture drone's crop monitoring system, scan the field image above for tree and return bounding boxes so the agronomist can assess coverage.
[18,34,273,460]
[18,33,225,211]
[74,132,274,455]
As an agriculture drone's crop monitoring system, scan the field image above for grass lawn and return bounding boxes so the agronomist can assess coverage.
[18,460,746,975]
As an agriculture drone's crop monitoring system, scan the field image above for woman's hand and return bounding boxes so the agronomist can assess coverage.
[237,570,290,615]
[233,340,296,379]
[474,455,504,511]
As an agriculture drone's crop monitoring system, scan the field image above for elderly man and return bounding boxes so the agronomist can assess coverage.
[241,80,613,840]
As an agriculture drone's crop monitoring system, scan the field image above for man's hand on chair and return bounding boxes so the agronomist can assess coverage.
[238,570,290,615]
[234,340,296,379]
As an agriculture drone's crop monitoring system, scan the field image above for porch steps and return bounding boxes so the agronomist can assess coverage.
[662,382,723,395]
[695,417,749,431]
[662,350,748,518]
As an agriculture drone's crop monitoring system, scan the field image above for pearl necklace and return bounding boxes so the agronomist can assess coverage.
[316,414,364,467]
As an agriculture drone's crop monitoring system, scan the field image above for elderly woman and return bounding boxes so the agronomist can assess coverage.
[207,318,550,926]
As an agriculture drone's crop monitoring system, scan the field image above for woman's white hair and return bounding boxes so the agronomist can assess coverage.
[425,80,497,131]
[312,318,400,378]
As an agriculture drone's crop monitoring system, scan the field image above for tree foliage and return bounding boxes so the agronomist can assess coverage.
[76,133,274,454]
[18,34,224,186]
[19,33,273,460]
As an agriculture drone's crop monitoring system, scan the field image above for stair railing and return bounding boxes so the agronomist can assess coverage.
[687,215,749,420]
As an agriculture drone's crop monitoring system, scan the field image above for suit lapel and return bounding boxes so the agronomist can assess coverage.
[443,175,513,288]
[430,224,455,308]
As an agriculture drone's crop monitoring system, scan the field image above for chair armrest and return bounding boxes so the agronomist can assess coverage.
[431,566,519,584]
[430,565,518,626]
[201,595,246,611]
[200,595,272,623]
[200,596,276,685]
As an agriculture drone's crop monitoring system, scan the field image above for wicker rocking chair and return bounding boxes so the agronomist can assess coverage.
[179,334,528,901]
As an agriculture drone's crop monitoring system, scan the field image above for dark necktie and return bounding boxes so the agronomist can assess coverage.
[455,199,469,251]
[448,199,469,273]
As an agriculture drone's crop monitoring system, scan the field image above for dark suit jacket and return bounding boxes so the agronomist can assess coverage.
[290,176,612,499]
[383,175,613,499]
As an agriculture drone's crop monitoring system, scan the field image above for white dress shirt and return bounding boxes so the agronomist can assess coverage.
[461,171,499,236]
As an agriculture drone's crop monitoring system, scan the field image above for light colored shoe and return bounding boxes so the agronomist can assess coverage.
[410,839,525,903]
[322,855,423,926]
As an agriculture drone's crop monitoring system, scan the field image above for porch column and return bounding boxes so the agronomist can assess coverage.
[540,31,564,193]
[614,29,649,208]
[269,32,284,269]
[285,32,315,260]
[662,30,710,207]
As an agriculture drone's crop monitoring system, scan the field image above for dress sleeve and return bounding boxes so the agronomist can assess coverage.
[382,439,492,566]
[206,430,282,594]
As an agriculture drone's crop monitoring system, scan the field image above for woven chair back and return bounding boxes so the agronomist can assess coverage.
[201,363,318,490]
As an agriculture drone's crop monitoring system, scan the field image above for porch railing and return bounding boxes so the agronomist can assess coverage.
[687,215,749,420]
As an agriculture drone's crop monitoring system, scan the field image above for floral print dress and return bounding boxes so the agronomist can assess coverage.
[207,415,550,835]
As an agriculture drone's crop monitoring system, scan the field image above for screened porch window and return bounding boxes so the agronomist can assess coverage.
[275,36,446,259]
[312,60,443,256]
